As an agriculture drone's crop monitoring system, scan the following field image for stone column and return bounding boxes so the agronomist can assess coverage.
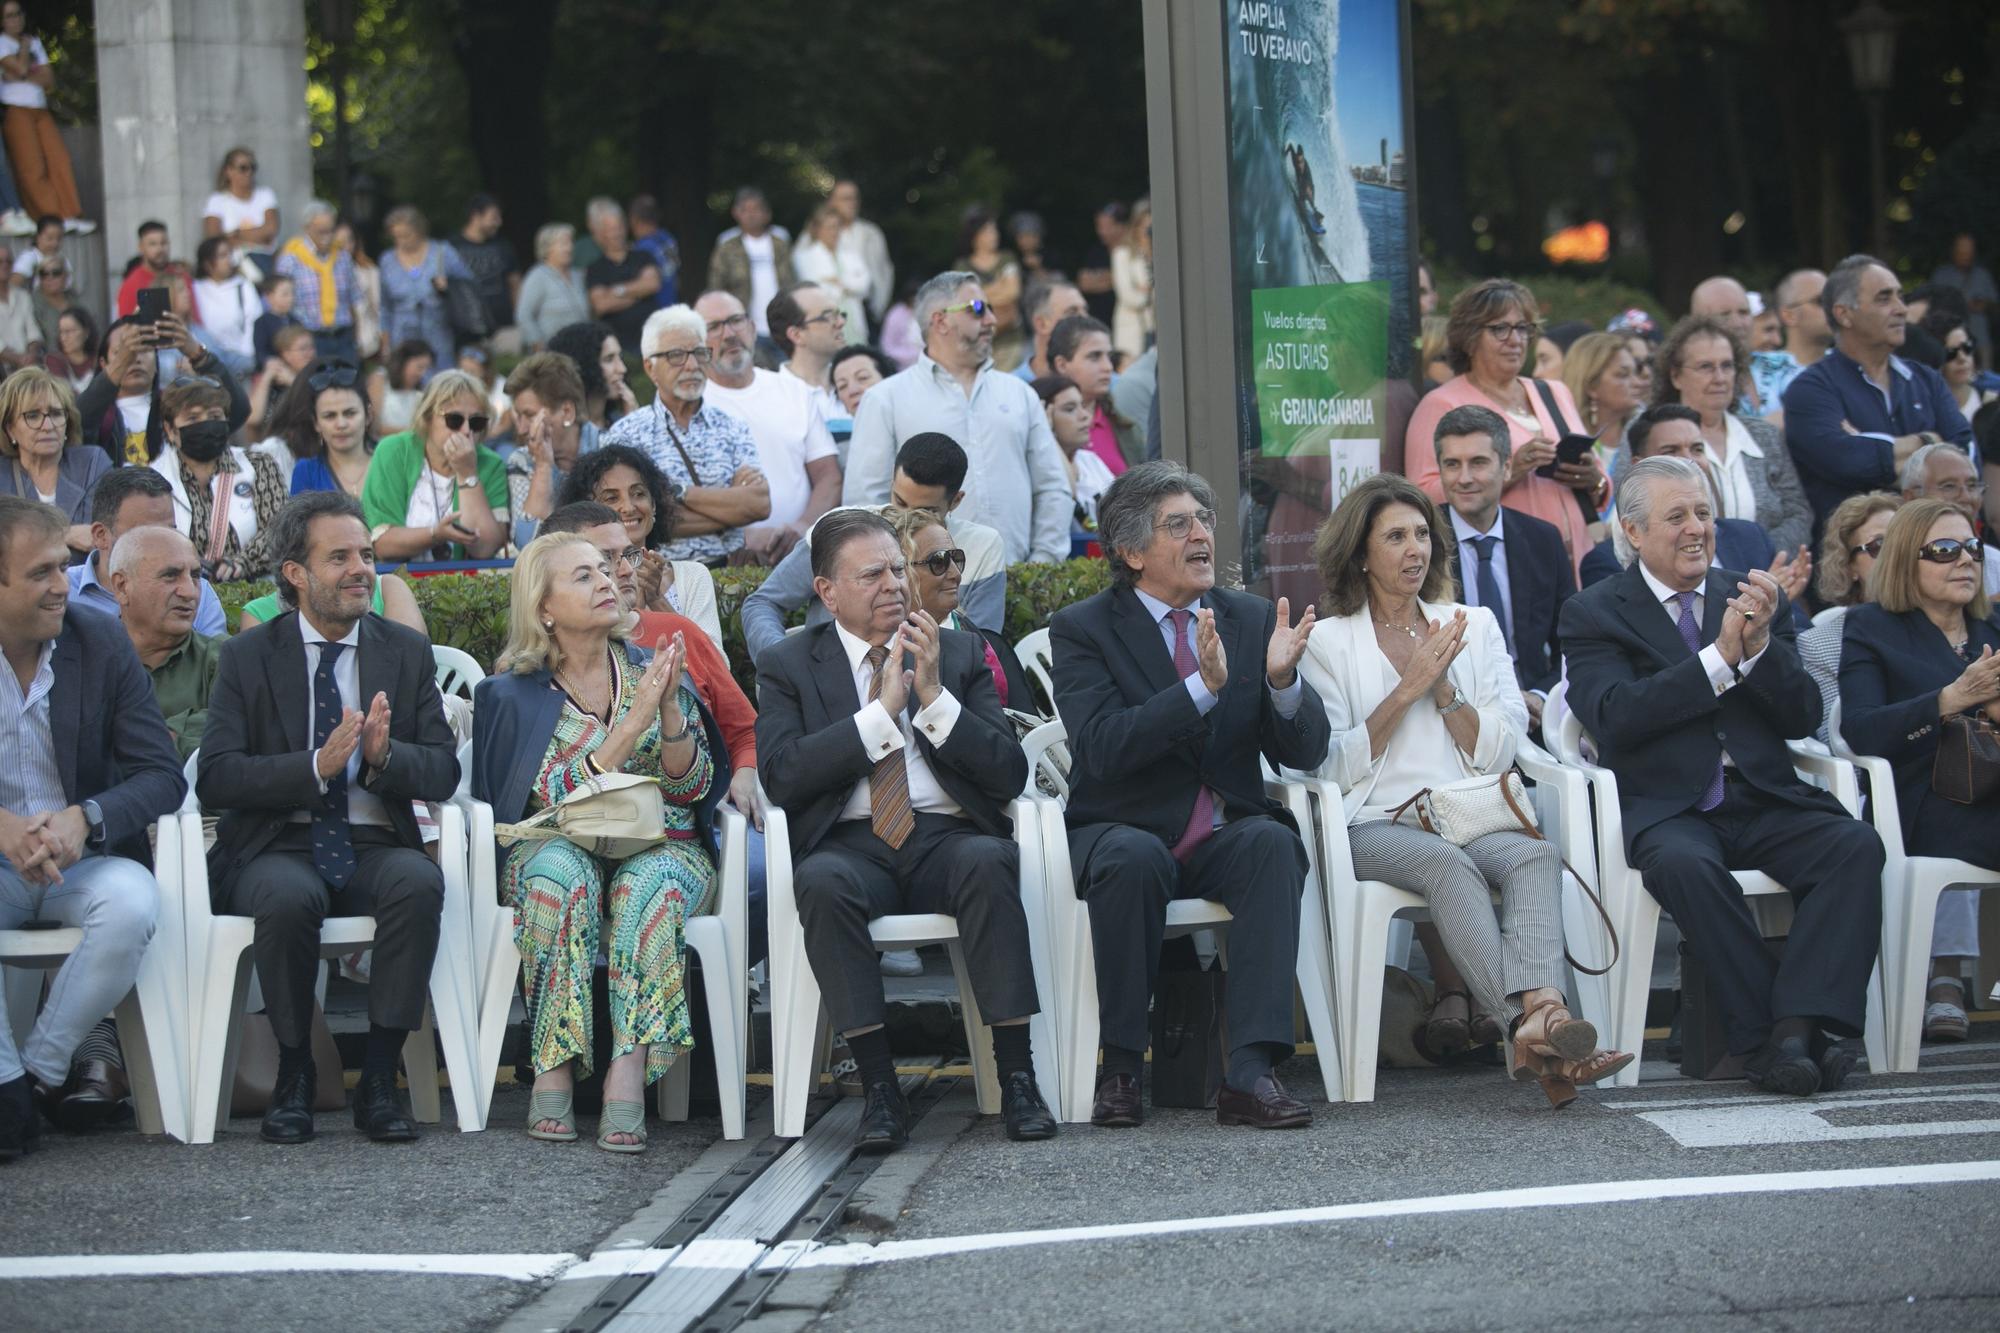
[92,0,310,286]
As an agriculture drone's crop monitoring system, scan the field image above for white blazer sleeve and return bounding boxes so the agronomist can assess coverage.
[1457,605,1522,775]
[1296,623,1380,792]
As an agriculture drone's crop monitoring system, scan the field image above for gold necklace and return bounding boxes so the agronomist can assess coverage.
[1373,618,1423,640]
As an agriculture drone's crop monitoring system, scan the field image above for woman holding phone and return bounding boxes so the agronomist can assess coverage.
[360,368,511,560]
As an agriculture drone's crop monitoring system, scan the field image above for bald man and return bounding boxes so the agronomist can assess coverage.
[1691,275,1762,415]
[109,525,221,762]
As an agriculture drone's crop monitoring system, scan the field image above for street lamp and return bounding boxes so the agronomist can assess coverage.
[1840,1,1903,254]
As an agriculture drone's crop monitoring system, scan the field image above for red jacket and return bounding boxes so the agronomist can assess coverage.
[635,610,755,771]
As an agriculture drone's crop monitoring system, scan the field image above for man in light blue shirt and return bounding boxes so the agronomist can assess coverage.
[845,271,1073,564]
[69,467,227,636]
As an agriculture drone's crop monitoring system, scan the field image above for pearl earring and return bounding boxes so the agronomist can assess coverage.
[543,619,554,631]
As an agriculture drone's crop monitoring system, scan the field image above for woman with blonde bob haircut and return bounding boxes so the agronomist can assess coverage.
[472,532,727,1151]
[0,364,101,553]
[1840,498,2000,1043]
[1296,474,1633,1104]
[1796,491,1902,747]
[361,367,511,561]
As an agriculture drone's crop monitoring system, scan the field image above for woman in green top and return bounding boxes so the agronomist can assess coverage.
[361,368,511,561]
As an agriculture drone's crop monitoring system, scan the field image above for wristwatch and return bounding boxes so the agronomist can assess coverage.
[455,475,483,491]
[81,799,106,848]
[1437,687,1468,716]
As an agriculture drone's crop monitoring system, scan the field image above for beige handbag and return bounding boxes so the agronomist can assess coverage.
[495,770,668,859]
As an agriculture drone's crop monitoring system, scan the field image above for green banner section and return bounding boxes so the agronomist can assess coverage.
[1250,280,1388,459]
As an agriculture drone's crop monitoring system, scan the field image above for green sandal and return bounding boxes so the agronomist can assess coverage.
[526,1088,577,1142]
[596,1099,648,1154]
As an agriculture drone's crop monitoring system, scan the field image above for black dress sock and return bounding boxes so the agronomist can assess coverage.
[846,1027,897,1090]
[990,1023,1033,1082]
[1100,1044,1144,1082]
[362,1025,406,1080]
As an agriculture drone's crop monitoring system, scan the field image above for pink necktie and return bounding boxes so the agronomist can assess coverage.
[1167,608,1216,862]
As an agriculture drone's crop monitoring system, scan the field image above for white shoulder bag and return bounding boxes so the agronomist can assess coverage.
[494,770,668,860]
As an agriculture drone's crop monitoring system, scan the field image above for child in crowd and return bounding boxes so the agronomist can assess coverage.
[251,272,301,367]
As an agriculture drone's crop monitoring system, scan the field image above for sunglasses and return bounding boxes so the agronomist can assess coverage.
[1919,537,1984,564]
[916,548,967,577]
[308,361,360,391]
[942,299,993,318]
[1947,341,1978,360]
[167,374,221,390]
[443,411,491,434]
[1850,536,1885,559]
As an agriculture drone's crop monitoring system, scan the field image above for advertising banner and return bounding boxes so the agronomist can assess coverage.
[1223,0,1414,603]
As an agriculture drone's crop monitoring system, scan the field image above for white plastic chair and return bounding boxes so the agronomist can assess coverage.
[179,749,485,1142]
[1291,734,1607,1103]
[765,776,1062,1137]
[456,774,753,1140]
[1828,697,1998,1072]
[0,810,194,1142]
[1020,721,1341,1121]
[1543,681,1886,1086]
[431,645,486,700]
[1013,627,1057,719]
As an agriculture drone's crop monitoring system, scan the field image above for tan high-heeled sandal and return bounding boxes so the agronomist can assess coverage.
[1509,995,1599,1077]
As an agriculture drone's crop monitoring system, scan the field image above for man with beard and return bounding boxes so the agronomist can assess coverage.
[843,271,1072,564]
[196,492,459,1144]
[694,288,839,565]
[0,497,180,1157]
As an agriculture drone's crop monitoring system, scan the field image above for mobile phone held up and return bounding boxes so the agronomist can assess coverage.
[135,287,170,327]
[1535,433,1598,481]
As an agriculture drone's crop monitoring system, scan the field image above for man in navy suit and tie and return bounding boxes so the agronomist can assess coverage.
[1435,405,1573,733]
[1562,456,1884,1096]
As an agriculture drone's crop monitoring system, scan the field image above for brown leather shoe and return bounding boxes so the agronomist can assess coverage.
[1215,1073,1311,1129]
[1090,1073,1143,1128]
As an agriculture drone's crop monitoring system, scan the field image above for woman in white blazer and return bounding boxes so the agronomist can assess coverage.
[1297,475,1630,1106]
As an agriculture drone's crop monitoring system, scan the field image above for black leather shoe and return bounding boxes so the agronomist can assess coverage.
[46,1057,130,1133]
[855,1079,910,1154]
[0,1074,39,1162]
[1001,1071,1057,1141]
[352,1070,419,1142]
[1810,1030,1861,1093]
[261,1061,317,1144]
[1216,1073,1312,1128]
[1744,1035,1820,1097]
[1090,1073,1143,1128]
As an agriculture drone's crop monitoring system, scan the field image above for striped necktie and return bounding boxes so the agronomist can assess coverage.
[864,645,916,849]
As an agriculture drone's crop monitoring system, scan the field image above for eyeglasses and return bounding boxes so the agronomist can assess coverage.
[167,374,220,390]
[231,160,257,173]
[38,267,63,278]
[1155,507,1218,539]
[1918,537,1984,564]
[916,548,967,576]
[1850,536,1885,559]
[1947,341,1978,360]
[15,407,62,427]
[600,545,645,570]
[648,345,713,368]
[942,299,993,318]
[1930,479,1987,500]
[703,313,752,336]
[308,361,361,391]
[442,411,491,434]
[1684,359,1738,377]
[801,310,846,327]
[1482,322,1539,342]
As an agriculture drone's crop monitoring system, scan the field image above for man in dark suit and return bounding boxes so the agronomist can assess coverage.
[1435,404,1574,733]
[755,508,1054,1151]
[197,493,458,1144]
[0,498,183,1157]
[1562,455,1884,1096]
[1052,461,1330,1129]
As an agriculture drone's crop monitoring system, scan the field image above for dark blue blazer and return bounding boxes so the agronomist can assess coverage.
[1838,602,2000,865]
[1450,508,1572,694]
[472,641,729,856]
[1579,518,1775,590]
[1782,350,1973,523]
[47,605,185,858]
[1560,563,1840,851]
[1050,583,1330,865]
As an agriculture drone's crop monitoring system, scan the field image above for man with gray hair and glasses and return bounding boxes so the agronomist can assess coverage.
[1562,455,1884,1097]
[1782,253,1972,528]
[275,200,360,365]
[1900,440,2000,594]
[843,270,1072,564]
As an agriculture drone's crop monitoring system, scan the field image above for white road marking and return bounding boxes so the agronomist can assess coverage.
[1637,1089,2000,1148]
[557,1247,681,1281]
[768,1160,2000,1272]
[0,1251,578,1282]
[1604,1078,2000,1111]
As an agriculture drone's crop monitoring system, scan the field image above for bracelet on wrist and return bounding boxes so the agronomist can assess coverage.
[659,710,693,744]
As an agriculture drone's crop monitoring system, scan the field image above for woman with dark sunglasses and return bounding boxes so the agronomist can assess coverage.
[884,503,1029,707]
[1840,497,2000,1045]
[361,367,510,560]
[1931,316,1996,423]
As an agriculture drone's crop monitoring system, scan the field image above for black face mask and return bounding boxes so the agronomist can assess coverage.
[177,418,231,463]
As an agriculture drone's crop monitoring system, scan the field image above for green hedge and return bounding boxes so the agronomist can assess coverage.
[216,558,1112,697]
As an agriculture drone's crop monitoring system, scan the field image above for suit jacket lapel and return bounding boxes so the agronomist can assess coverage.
[49,627,81,798]
[808,623,860,731]
[1113,584,1181,697]
[264,613,310,753]
[1615,564,1694,664]
[1702,569,1730,646]
[1211,590,1253,696]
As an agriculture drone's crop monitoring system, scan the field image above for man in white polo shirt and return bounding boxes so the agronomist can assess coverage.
[694,289,840,566]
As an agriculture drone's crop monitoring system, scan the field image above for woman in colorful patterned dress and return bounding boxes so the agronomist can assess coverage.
[473,532,724,1151]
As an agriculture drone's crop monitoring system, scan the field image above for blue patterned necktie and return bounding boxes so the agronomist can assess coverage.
[1469,535,1512,654]
[1674,591,1727,813]
[312,641,356,888]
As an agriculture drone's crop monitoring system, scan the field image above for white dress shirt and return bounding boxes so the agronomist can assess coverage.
[300,617,393,827]
[1635,560,1768,770]
[1449,506,1514,648]
[833,620,964,824]
[1129,586,1304,720]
